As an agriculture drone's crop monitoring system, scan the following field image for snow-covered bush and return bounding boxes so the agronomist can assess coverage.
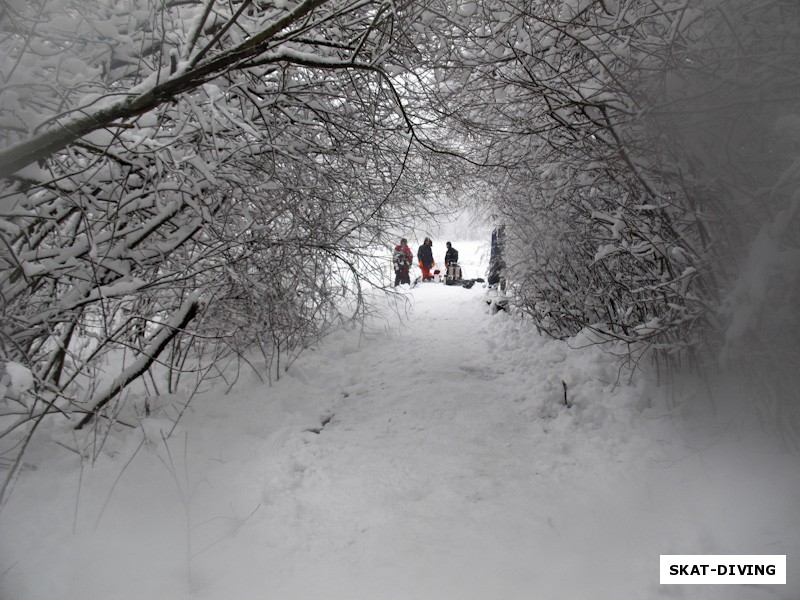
[0,0,459,505]
[424,0,800,441]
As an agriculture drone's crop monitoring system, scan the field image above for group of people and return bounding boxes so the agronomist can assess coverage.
[392,226,505,290]
[392,237,459,286]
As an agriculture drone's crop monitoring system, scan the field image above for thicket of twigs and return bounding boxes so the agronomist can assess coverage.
[435,0,800,443]
[1,0,798,506]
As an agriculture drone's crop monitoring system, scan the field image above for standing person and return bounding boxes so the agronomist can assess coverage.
[392,238,413,286]
[488,224,506,289]
[444,241,461,285]
[444,241,459,267]
[417,237,435,281]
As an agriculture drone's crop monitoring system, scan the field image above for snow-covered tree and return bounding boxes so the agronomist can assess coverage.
[0,0,467,505]
[3,0,799,508]
[414,0,800,439]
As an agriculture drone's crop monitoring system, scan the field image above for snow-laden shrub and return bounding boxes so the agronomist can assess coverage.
[434,0,800,442]
[0,0,459,507]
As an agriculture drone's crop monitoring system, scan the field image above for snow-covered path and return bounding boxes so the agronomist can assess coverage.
[1,242,798,600]
[190,279,656,600]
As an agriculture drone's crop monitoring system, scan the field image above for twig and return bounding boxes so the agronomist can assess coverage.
[94,432,147,529]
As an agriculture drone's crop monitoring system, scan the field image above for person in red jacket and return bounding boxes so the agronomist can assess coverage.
[392,238,413,286]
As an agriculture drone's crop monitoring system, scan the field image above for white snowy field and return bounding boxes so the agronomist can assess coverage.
[0,240,798,600]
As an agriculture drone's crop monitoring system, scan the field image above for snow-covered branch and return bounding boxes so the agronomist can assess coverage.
[75,294,200,430]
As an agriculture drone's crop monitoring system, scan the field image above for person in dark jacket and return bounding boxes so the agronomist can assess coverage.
[417,237,435,281]
[487,224,506,288]
[444,241,462,285]
[392,238,413,286]
[444,242,459,267]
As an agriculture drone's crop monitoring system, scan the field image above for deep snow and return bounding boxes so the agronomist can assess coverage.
[0,240,797,600]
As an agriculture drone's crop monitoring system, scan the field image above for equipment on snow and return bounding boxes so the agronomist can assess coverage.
[445,263,462,285]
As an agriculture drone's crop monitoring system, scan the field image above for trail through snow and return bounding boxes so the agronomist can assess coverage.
[1,241,798,600]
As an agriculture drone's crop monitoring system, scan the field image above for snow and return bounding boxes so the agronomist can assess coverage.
[456,1,478,18]
[2,362,34,396]
[633,316,660,336]
[0,240,798,600]
[593,242,619,261]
